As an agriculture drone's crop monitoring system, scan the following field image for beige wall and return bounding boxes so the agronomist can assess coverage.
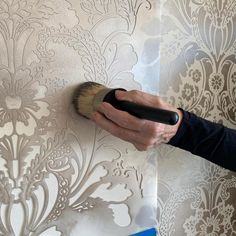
[0,0,235,235]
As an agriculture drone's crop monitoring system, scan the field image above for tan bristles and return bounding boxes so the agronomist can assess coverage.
[73,82,107,119]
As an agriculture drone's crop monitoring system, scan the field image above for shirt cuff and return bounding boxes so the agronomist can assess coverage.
[168,109,190,146]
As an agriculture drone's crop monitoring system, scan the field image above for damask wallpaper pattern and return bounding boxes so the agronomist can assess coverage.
[0,0,236,236]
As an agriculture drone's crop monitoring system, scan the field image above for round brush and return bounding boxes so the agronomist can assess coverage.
[73,81,179,125]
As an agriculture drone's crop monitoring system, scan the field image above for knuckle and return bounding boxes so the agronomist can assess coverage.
[152,124,164,137]
[144,123,160,137]
[129,90,141,99]
[148,126,158,137]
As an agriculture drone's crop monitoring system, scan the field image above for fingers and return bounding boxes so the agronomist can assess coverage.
[89,90,182,151]
[96,102,146,131]
[91,111,133,139]
[91,111,146,146]
[91,102,170,150]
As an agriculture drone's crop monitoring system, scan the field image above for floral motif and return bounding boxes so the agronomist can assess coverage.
[209,73,224,93]
[182,84,195,101]
[189,69,202,83]
[80,0,151,31]
[231,72,236,84]
[202,0,236,29]
[183,204,234,236]
[159,0,236,124]
[197,163,228,183]
[0,68,50,137]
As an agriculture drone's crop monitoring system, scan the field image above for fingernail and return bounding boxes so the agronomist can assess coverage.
[100,102,111,110]
[115,90,126,100]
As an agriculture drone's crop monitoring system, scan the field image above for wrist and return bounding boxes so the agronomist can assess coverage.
[176,108,184,130]
[167,108,186,145]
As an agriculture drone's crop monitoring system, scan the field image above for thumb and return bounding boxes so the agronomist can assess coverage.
[115,89,150,105]
[115,90,133,101]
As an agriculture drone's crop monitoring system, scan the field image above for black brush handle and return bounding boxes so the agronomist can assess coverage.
[103,89,179,125]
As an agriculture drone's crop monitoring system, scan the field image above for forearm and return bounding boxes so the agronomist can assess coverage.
[169,110,236,172]
[91,90,236,172]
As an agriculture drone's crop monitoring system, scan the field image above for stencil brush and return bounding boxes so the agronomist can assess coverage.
[73,81,179,125]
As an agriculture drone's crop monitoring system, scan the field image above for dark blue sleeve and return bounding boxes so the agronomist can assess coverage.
[168,110,236,172]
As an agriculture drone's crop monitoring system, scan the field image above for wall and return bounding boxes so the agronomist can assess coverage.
[0,0,235,236]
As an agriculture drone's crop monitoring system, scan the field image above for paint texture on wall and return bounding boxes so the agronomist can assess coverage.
[0,1,158,235]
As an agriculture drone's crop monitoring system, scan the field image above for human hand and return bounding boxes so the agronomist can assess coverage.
[91,90,183,151]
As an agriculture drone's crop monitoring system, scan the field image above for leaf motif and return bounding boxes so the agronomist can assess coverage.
[0,1,8,13]
[47,176,70,222]
[23,134,60,194]
[0,171,12,204]
[29,0,56,19]
[80,0,95,14]
[11,1,20,13]
[37,25,108,83]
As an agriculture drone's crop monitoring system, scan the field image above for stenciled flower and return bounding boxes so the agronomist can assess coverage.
[189,69,202,83]
[231,72,236,84]
[182,84,194,101]
[0,68,50,137]
[209,73,224,93]
[196,163,228,183]
[183,204,234,236]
